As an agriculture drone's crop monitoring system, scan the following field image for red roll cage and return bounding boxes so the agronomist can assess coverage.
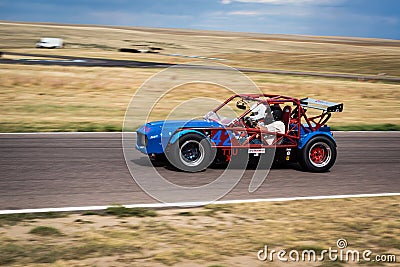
[177,94,342,149]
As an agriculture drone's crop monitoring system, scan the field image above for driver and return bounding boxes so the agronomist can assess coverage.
[249,103,285,145]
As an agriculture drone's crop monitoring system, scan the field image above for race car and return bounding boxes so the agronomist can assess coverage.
[136,94,343,172]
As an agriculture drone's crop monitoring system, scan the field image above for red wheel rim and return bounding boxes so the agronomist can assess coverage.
[308,142,332,167]
[310,146,326,163]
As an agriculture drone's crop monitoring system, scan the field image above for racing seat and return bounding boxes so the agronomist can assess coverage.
[281,105,292,131]
[271,104,283,121]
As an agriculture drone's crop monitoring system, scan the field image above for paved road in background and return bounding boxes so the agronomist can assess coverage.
[2,52,400,82]
[0,132,399,210]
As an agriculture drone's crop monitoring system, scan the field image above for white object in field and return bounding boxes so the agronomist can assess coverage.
[36,38,63,48]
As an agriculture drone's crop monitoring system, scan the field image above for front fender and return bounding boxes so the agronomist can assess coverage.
[169,130,207,145]
[298,131,336,150]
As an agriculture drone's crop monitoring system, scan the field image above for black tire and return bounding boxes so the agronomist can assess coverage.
[298,136,337,172]
[166,133,215,172]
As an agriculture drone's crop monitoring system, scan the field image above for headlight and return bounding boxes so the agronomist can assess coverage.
[137,133,148,146]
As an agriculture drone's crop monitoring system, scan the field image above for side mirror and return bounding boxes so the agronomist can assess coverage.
[236,101,246,110]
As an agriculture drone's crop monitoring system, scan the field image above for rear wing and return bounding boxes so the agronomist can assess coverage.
[300,98,343,112]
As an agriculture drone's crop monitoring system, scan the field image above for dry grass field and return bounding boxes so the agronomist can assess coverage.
[1,21,400,131]
[0,196,399,266]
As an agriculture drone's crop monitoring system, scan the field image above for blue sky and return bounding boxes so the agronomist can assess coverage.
[1,0,399,39]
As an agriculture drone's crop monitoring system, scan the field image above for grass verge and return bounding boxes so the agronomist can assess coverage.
[0,122,122,133]
[0,197,398,266]
[29,226,63,236]
[0,212,67,226]
[103,206,158,218]
[330,123,400,131]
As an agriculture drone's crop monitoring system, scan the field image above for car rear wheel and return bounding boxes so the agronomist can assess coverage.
[166,133,215,172]
[299,136,336,172]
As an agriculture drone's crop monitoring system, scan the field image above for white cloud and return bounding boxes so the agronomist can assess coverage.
[228,10,262,15]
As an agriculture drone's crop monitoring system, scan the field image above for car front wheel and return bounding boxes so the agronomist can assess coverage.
[166,133,215,172]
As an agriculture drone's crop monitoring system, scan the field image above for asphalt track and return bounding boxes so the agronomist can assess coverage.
[0,132,399,210]
[2,52,400,82]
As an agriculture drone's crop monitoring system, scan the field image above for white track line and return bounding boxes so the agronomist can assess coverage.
[1,192,399,215]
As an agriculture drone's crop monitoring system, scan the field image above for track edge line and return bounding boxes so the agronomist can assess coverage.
[1,192,399,214]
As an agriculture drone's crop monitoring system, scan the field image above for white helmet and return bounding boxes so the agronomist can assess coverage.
[249,103,267,121]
